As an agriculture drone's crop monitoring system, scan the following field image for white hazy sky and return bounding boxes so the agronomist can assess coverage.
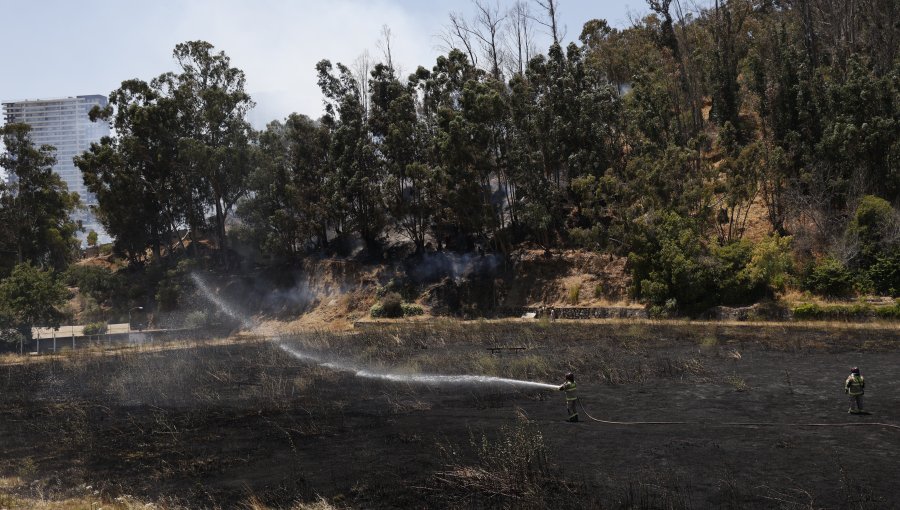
[1,0,662,127]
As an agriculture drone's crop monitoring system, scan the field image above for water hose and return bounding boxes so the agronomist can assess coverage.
[576,400,900,430]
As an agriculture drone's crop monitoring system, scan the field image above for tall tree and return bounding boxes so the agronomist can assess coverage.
[172,41,254,253]
[0,123,81,272]
[317,59,386,255]
[77,79,183,262]
[239,114,330,257]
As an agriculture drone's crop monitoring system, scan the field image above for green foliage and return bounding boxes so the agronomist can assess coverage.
[0,263,69,335]
[401,303,424,317]
[801,258,855,298]
[76,40,252,262]
[184,310,209,329]
[64,265,123,303]
[792,302,900,321]
[51,5,900,317]
[629,213,722,314]
[82,322,108,335]
[86,230,98,248]
[371,292,404,318]
[0,328,25,347]
[0,124,82,272]
[371,293,423,318]
[847,195,899,268]
[744,235,794,293]
[868,252,900,297]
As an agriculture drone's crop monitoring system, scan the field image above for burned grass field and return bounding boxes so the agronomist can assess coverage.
[1,322,899,509]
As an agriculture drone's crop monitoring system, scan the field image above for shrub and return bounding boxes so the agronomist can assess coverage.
[744,235,794,293]
[714,240,759,305]
[401,303,424,316]
[371,292,404,318]
[82,322,107,335]
[0,329,25,347]
[869,252,900,296]
[801,257,855,297]
[847,195,898,267]
[155,282,181,312]
[64,265,123,303]
[629,212,722,314]
[184,310,209,329]
[791,302,900,321]
[567,284,581,305]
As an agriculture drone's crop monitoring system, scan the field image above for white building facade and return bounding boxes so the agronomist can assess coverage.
[1,95,110,243]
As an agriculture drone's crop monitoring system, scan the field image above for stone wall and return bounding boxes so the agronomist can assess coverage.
[503,306,649,319]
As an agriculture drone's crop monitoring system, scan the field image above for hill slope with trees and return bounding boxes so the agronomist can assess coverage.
[1,0,898,335]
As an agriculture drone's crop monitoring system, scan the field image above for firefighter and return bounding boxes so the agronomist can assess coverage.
[845,367,865,414]
[559,372,578,422]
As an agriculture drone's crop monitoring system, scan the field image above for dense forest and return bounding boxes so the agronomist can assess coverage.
[1,0,898,334]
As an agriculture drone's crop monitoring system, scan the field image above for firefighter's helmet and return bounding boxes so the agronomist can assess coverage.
[565,372,575,382]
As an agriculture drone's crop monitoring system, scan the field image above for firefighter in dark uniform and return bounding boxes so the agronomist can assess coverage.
[559,372,578,422]
[845,366,865,414]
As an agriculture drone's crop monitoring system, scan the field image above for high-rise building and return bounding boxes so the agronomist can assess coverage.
[1,95,110,242]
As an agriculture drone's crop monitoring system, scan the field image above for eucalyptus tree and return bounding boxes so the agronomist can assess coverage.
[317,59,386,255]
[0,123,81,272]
[78,41,253,261]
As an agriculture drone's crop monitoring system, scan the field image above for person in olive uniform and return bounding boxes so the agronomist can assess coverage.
[559,372,578,422]
[845,367,865,414]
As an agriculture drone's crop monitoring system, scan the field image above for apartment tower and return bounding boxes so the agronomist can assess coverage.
[1,95,110,242]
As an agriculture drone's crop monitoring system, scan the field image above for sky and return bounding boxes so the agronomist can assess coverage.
[0,0,660,128]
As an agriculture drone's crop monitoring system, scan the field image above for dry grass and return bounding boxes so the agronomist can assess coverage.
[0,476,164,509]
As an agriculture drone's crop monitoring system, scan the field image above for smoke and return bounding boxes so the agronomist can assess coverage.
[407,252,503,283]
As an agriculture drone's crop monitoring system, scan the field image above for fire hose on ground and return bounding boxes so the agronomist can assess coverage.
[576,400,900,430]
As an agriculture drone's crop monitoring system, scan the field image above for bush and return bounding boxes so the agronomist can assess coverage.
[0,329,25,347]
[869,252,900,296]
[801,257,855,297]
[401,303,424,316]
[847,195,898,267]
[82,322,107,335]
[371,292,404,318]
[792,302,900,321]
[630,213,722,314]
[744,235,794,293]
[65,265,123,303]
[184,310,209,329]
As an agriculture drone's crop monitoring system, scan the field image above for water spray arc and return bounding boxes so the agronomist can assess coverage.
[191,273,557,390]
[278,344,557,390]
[191,273,256,329]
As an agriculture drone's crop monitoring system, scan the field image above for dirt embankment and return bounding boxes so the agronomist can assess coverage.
[206,250,635,328]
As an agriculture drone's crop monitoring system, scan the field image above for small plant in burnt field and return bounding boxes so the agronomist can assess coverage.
[725,374,750,392]
[429,415,594,509]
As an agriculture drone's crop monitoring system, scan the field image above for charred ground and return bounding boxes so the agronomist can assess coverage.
[1,321,899,509]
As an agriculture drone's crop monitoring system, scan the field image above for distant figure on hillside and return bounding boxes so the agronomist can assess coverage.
[559,372,579,422]
[845,367,866,414]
